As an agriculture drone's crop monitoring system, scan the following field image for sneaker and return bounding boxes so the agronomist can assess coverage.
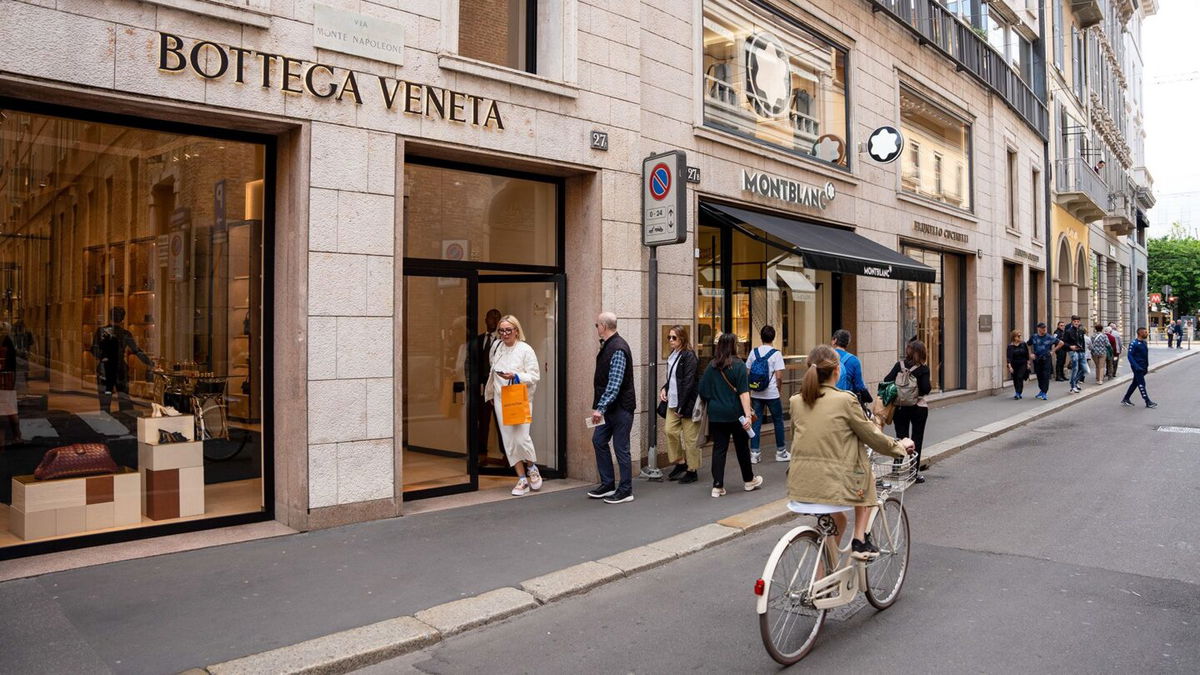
[1146,401,1158,409]
[511,478,530,496]
[679,471,698,484]
[711,487,726,498]
[775,449,790,462]
[527,467,543,491]
[750,451,761,464]
[587,483,616,499]
[744,475,764,492]
[667,464,687,481]
[603,490,634,504]
[851,538,880,560]
[1036,392,1047,400]
[1012,394,1020,400]
[1121,399,1135,407]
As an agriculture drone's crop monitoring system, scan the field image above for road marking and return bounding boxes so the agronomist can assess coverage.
[1156,426,1200,434]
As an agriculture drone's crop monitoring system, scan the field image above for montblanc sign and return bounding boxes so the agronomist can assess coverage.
[742,169,836,210]
[156,33,504,129]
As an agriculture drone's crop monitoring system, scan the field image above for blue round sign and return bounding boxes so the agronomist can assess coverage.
[650,162,671,201]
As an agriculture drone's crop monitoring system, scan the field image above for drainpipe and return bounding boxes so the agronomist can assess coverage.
[1040,0,1054,326]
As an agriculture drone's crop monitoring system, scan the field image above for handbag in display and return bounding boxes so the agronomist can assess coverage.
[34,443,119,481]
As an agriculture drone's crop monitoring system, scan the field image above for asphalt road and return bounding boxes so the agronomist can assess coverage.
[366,353,1200,673]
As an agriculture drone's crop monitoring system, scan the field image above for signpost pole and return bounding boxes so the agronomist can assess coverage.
[640,247,662,480]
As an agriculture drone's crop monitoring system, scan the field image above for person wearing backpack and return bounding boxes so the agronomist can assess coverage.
[1089,323,1110,384]
[746,325,788,464]
[884,339,932,484]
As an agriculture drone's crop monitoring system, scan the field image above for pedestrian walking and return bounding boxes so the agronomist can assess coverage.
[484,315,543,496]
[588,312,637,504]
[1108,322,1123,375]
[1061,315,1087,393]
[1026,322,1061,400]
[697,332,763,498]
[659,324,701,484]
[1167,321,1174,348]
[1103,325,1119,378]
[786,344,915,559]
[832,329,871,405]
[1053,321,1068,381]
[884,340,931,483]
[1006,329,1031,399]
[1120,327,1157,408]
[746,325,789,464]
[1089,323,1110,385]
[1174,319,1185,349]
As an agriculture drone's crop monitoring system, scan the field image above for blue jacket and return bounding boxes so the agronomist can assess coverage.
[1127,338,1149,372]
[834,348,866,394]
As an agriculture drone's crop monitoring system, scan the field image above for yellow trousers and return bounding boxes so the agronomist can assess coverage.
[664,408,701,469]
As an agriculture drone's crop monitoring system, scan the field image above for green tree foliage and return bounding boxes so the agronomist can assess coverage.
[1147,226,1200,315]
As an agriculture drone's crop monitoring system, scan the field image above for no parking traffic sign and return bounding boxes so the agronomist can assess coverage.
[642,150,687,246]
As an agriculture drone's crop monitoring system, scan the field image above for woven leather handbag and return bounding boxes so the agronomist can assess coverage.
[34,443,119,481]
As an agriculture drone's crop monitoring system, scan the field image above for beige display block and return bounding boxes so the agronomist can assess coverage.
[12,475,85,513]
[113,472,140,526]
[10,469,139,540]
[56,505,86,536]
[86,502,116,530]
[178,466,205,517]
[10,507,54,540]
[137,415,195,444]
[138,441,203,472]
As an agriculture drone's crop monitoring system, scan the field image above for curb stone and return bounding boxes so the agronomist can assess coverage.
[519,560,624,603]
[413,587,539,637]
[596,544,678,575]
[645,523,742,557]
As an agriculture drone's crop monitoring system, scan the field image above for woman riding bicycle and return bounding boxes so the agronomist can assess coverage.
[787,345,914,560]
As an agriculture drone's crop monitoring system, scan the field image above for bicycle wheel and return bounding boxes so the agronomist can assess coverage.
[865,497,910,609]
[759,530,829,665]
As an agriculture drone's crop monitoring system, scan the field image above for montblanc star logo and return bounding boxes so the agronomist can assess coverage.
[744,32,791,118]
[866,126,904,163]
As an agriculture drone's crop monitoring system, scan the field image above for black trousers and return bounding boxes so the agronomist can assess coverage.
[709,421,754,488]
[893,406,929,470]
[1033,356,1052,394]
[1054,349,1067,379]
[1123,370,1150,403]
[1010,363,1028,395]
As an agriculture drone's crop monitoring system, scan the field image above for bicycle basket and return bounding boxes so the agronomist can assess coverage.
[870,452,917,495]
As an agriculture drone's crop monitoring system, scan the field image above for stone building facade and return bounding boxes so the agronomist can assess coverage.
[0,0,1050,557]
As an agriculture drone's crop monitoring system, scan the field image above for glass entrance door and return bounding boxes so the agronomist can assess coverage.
[402,273,476,496]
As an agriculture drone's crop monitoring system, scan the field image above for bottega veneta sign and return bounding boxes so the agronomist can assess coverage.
[742,169,836,210]
[157,33,504,129]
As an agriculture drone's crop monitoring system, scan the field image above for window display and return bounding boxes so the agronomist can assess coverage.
[0,107,266,550]
[702,0,849,167]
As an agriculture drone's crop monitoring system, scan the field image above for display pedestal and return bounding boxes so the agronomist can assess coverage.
[10,468,139,540]
[137,416,205,520]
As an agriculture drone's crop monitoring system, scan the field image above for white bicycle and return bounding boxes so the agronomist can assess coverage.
[755,452,917,665]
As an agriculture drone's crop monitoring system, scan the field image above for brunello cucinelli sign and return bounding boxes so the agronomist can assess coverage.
[156,33,504,129]
[912,221,969,245]
[742,169,836,210]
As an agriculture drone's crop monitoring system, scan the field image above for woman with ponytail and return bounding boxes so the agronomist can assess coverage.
[697,333,763,498]
[787,345,915,559]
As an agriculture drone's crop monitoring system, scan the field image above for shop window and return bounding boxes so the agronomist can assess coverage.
[900,88,972,211]
[1007,149,1018,231]
[702,0,849,168]
[0,107,267,551]
[696,223,724,364]
[900,246,965,392]
[403,163,556,267]
[459,0,536,73]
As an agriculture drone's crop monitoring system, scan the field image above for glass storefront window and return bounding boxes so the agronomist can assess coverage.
[900,246,964,392]
[900,88,972,211]
[702,0,849,167]
[404,163,556,267]
[696,223,724,363]
[0,107,266,549]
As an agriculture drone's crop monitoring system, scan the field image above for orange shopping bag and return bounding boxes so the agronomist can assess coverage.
[500,374,532,425]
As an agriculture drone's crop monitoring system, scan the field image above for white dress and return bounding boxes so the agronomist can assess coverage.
[484,340,540,466]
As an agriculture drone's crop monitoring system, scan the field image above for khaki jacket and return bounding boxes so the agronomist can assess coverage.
[787,385,907,506]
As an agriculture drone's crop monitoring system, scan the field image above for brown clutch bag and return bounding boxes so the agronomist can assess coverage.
[34,443,119,481]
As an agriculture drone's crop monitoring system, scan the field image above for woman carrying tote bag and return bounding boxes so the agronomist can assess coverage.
[697,333,763,498]
[484,315,542,496]
[659,325,700,483]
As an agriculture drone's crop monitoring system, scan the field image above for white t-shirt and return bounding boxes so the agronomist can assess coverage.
[746,344,786,400]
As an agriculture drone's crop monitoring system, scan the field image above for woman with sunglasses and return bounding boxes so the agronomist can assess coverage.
[484,315,543,496]
[659,325,701,483]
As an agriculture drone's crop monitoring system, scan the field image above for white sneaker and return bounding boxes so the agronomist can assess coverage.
[512,478,530,496]
[775,449,790,462]
[711,487,726,498]
[527,467,543,491]
[750,451,761,464]
[744,475,764,492]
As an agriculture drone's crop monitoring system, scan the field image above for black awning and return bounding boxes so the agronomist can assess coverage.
[700,202,937,283]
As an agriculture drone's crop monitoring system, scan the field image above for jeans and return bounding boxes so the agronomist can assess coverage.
[1123,370,1151,403]
[709,420,754,488]
[750,397,786,451]
[593,406,634,493]
[1033,356,1052,394]
[1068,351,1086,389]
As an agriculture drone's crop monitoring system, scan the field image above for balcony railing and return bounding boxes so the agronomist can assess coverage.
[867,0,1048,139]
[1104,178,1136,236]
[1055,157,1108,222]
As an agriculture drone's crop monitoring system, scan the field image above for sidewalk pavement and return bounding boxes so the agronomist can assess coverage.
[1,347,1193,675]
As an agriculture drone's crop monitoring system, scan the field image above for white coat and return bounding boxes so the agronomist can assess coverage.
[484,340,540,465]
